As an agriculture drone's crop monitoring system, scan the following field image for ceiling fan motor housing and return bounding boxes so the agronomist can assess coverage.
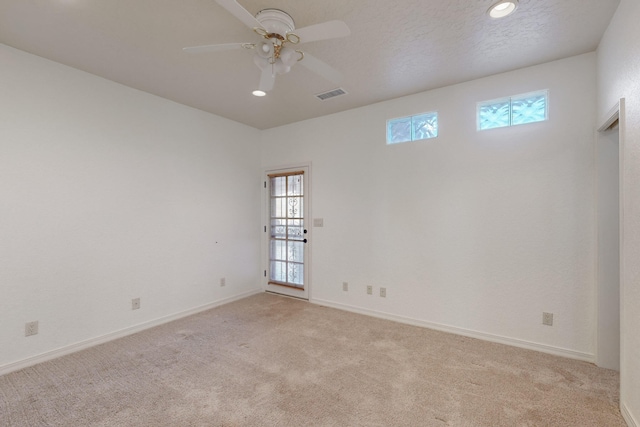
[255,9,295,37]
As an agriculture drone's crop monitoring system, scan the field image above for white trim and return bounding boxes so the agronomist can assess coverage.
[0,290,261,376]
[311,298,595,363]
[622,402,638,427]
[618,98,629,425]
[594,99,623,370]
[598,102,621,132]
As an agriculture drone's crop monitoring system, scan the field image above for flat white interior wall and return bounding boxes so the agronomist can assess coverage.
[598,0,640,424]
[0,44,262,369]
[261,53,598,360]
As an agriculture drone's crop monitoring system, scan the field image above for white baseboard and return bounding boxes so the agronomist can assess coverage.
[311,298,595,363]
[622,402,638,427]
[0,290,262,377]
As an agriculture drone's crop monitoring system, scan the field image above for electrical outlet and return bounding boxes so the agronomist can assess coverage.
[132,298,141,310]
[220,277,226,287]
[380,287,386,298]
[342,282,348,292]
[542,312,553,326]
[25,321,39,337]
[367,285,373,295]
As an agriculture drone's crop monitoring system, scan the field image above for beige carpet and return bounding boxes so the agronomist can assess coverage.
[0,293,626,426]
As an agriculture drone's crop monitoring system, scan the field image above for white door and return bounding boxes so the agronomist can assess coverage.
[264,167,309,299]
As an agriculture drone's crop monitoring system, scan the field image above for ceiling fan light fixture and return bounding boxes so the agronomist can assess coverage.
[252,90,267,97]
[256,41,274,59]
[487,0,518,19]
[279,46,298,67]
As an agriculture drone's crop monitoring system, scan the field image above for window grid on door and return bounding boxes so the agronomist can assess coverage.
[268,172,305,288]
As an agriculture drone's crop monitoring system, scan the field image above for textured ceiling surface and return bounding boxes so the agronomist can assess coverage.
[0,0,620,129]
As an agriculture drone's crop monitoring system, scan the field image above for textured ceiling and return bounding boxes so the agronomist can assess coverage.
[0,0,620,129]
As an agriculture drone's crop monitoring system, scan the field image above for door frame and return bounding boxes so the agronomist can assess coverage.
[262,163,312,300]
[595,98,625,372]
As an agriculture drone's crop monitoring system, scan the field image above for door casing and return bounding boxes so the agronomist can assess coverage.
[262,163,311,300]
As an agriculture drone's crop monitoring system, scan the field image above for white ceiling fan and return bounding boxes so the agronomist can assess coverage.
[183,0,351,95]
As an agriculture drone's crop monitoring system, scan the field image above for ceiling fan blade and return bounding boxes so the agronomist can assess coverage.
[215,0,263,30]
[294,20,350,44]
[298,52,343,84]
[183,43,252,54]
[259,67,275,92]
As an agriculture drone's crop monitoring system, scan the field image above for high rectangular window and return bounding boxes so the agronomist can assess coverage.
[477,90,548,130]
[387,111,438,144]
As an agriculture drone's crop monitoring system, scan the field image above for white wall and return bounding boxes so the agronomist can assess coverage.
[0,44,262,370]
[261,53,598,360]
[598,0,640,424]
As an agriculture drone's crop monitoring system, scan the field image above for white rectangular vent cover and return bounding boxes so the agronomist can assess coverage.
[316,88,347,101]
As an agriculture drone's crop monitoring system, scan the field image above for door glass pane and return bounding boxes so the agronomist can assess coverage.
[270,240,286,261]
[268,172,305,289]
[270,261,287,283]
[287,219,304,239]
[288,175,303,196]
[288,241,304,263]
[288,197,303,218]
[288,263,303,286]
[270,219,287,239]
[271,197,287,218]
[271,176,286,196]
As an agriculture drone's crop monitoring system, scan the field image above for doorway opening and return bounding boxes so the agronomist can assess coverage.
[595,99,624,371]
[263,166,310,300]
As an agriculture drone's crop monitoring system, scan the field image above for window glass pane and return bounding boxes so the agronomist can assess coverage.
[511,92,547,125]
[478,99,510,130]
[412,112,438,140]
[387,117,412,144]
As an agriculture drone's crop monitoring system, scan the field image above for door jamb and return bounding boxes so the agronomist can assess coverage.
[595,98,625,374]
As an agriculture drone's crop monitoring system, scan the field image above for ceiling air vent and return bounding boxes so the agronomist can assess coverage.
[315,88,347,101]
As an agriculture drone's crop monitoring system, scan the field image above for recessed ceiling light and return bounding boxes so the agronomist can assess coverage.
[252,90,266,97]
[487,0,518,19]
